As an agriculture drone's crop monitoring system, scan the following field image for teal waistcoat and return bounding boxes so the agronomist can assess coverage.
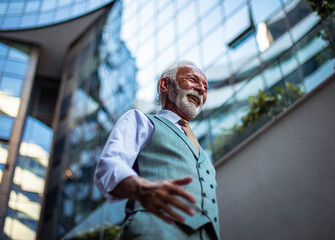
[130,114,220,239]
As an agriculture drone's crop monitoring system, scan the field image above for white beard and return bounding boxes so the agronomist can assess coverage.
[167,80,204,118]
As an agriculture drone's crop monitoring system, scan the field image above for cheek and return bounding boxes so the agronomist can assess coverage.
[203,93,207,104]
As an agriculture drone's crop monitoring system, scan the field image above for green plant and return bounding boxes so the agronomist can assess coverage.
[70,224,120,240]
[307,0,335,60]
[212,83,304,160]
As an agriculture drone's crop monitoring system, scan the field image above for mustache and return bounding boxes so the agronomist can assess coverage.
[183,89,204,106]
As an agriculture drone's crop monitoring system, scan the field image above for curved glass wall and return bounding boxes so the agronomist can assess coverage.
[53,1,136,237]
[0,0,113,30]
[3,116,53,240]
[120,0,335,162]
[0,40,30,184]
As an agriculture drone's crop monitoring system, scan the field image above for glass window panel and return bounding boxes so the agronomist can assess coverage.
[202,26,226,67]
[20,14,38,28]
[157,20,175,52]
[182,47,201,69]
[8,46,29,62]
[0,75,24,97]
[73,2,86,16]
[263,62,282,89]
[25,1,40,13]
[140,0,155,27]
[2,16,20,29]
[41,0,56,11]
[229,35,258,73]
[59,0,72,7]
[22,116,53,151]
[201,6,221,35]
[0,59,4,72]
[0,141,8,164]
[137,38,155,68]
[0,115,14,139]
[0,41,9,57]
[7,2,25,14]
[224,0,245,16]
[157,2,173,28]
[55,7,71,21]
[279,49,299,78]
[177,1,196,36]
[38,11,54,25]
[139,21,154,46]
[178,26,198,56]
[251,0,282,24]
[0,3,8,15]
[198,0,218,17]
[226,5,250,43]
[4,60,28,75]
[235,73,265,103]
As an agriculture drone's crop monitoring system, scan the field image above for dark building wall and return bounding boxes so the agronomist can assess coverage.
[215,75,335,240]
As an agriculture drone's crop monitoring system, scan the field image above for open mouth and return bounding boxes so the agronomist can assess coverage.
[187,94,200,105]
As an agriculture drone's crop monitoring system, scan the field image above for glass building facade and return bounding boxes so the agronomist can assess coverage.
[0,0,112,30]
[121,0,334,162]
[0,0,334,239]
[49,1,136,238]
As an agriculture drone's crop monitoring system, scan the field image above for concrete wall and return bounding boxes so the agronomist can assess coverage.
[215,76,335,240]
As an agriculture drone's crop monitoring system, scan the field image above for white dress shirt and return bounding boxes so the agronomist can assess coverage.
[94,109,184,202]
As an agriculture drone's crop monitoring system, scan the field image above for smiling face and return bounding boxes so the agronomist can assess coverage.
[162,65,208,121]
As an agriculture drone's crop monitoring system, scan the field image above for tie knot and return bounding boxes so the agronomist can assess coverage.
[178,119,189,127]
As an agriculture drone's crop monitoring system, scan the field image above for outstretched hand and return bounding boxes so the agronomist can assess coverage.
[112,176,196,224]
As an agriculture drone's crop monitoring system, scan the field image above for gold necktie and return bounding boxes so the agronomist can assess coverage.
[178,119,200,154]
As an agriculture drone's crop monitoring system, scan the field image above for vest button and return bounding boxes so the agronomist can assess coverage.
[202,210,208,215]
[210,184,214,189]
[206,170,210,174]
[212,199,216,203]
[203,193,207,197]
[214,217,217,222]
[200,177,204,181]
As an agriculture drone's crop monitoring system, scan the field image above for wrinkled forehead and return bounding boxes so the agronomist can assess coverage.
[177,65,207,80]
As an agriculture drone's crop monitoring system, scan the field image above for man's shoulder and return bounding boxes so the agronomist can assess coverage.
[118,109,153,125]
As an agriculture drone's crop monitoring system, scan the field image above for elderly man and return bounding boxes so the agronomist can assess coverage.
[94,61,220,239]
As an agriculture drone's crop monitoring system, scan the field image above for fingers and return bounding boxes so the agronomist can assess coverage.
[168,183,196,204]
[171,176,193,186]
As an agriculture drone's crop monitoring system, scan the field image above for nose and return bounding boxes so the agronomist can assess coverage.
[195,82,207,94]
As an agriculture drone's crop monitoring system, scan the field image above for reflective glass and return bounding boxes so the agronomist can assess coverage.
[198,0,218,17]
[0,41,9,56]
[178,26,198,55]
[0,115,14,139]
[251,0,282,24]
[200,5,221,35]
[226,5,250,43]
[41,0,57,11]
[25,1,41,13]
[202,26,226,67]
[4,59,28,75]
[38,11,54,25]
[7,2,25,14]
[224,0,245,17]
[177,1,196,36]
[2,16,20,29]
[20,14,38,28]
[0,3,7,15]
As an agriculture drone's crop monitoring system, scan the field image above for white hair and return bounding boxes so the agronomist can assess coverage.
[157,61,198,105]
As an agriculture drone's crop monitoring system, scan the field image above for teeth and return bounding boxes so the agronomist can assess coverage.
[189,95,199,104]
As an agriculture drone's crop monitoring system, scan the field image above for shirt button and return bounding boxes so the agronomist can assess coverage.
[206,170,210,174]
[210,184,214,189]
[212,199,216,204]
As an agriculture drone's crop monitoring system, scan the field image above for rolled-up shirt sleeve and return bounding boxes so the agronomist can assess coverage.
[94,109,154,203]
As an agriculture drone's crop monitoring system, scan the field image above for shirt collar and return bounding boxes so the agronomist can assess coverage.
[156,109,182,124]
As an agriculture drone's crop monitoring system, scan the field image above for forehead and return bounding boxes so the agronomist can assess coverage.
[177,66,207,81]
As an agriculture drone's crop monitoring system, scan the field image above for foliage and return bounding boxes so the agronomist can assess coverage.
[213,83,304,161]
[307,0,335,60]
[70,224,120,240]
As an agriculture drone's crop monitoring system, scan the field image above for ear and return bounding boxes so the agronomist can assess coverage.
[159,77,169,93]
